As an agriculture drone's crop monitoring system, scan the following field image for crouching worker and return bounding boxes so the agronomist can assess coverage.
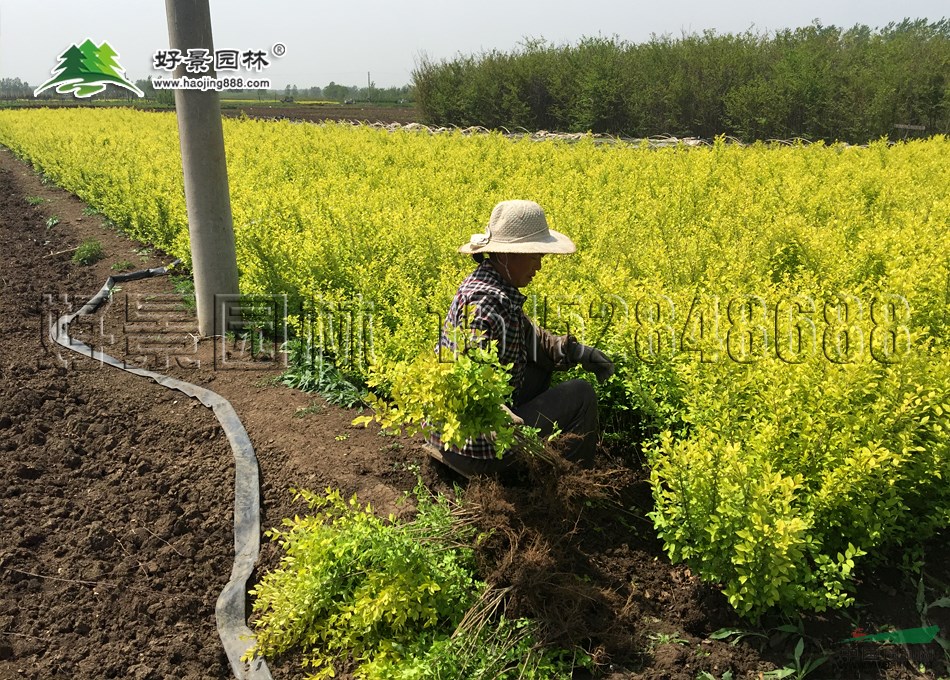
[427,199,614,479]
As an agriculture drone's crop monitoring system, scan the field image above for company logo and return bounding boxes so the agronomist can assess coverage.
[149,44,283,92]
[34,39,144,99]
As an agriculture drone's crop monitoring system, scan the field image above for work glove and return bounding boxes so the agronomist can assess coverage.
[570,343,615,383]
[500,404,525,426]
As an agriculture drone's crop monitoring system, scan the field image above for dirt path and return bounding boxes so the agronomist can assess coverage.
[0,143,945,680]
[0,150,235,679]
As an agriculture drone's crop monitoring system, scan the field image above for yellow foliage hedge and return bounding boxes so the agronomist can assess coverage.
[1,108,948,617]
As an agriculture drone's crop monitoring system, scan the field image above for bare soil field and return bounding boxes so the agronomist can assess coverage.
[0,143,946,680]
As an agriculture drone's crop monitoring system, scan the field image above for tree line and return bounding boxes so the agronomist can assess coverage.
[411,19,950,143]
[0,78,33,99]
[271,82,413,103]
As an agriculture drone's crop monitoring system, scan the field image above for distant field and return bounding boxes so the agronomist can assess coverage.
[217,97,338,106]
[0,98,420,124]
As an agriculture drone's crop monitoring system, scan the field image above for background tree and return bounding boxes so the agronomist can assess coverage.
[412,19,950,142]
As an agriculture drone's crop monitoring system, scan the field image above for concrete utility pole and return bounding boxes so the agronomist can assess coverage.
[165,0,240,337]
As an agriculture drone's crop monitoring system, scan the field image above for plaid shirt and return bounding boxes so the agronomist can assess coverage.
[429,262,530,459]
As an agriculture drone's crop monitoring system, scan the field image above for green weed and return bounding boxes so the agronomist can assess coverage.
[170,274,196,310]
[293,401,326,418]
[281,338,367,408]
[647,631,689,649]
[72,239,103,265]
[761,637,828,679]
[697,671,734,680]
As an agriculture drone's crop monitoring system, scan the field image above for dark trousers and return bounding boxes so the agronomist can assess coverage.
[438,363,599,478]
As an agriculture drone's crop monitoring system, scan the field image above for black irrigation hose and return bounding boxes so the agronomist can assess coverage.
[49,261,272,680]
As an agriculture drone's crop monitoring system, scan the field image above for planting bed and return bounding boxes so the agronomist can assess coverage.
[0,142,946,680]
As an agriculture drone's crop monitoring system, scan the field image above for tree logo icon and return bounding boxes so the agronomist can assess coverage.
[34,39,144,99]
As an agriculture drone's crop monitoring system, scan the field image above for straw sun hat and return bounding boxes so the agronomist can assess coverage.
[458,200,576,255]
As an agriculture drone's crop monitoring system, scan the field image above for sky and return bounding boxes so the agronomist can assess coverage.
[1,0,947,91]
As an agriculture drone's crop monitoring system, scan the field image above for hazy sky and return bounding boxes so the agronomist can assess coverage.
[1,0,946,90]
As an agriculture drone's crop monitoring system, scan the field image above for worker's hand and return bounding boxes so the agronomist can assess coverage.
[570,343,615,383]
[500,404,524,426]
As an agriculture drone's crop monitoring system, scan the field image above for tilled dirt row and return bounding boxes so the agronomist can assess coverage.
[0,160,233,680]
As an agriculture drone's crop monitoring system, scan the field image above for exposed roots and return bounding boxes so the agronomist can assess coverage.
[463,444,641,668]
